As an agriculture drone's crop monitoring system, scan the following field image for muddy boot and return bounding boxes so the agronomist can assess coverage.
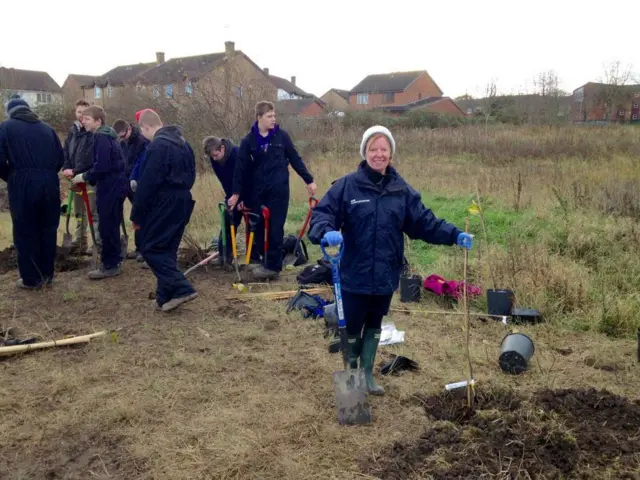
[252,266,279,280]
[88,265,122,280]
[140,261,149,269]
[127,249,139,260]
[361,328,385,396]
[136,254,144,263]
[162,292,199,312]
[347,335,363,369]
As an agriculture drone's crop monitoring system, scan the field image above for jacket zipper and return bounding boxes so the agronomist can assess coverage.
[372,195,378,295]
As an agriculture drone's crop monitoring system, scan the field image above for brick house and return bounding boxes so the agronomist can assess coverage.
[262,69,314,100]
[276,98,326,117]
[320,88,350,112]
[572,82,640,123]
[61,74,97,105]
[0,67,63,107]
[348,70,465,116]
[80,42,275,113]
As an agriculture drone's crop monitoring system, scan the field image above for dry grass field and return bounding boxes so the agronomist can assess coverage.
[1,123,639,479]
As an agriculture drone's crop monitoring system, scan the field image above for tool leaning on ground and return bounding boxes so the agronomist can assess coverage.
[230,221,242,283]
[284,196,318,268]
[218,202,228,269]
[321,238,372,426]
[261,205,270,269]
[60,189,74,254]
[79,184,99,269]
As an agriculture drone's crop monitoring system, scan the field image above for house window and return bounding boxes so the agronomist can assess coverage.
[236,86,244,98]
[633,114,638,120]
[107,86,114,98]
[635,92,640,98]
[619,109,625,116]
[136,84,143,95]
[466,107,473,115]
[384,92,394,103]
[634,103,639,109]
[357,93,369,105]
[165,84,173,98]
[153,85,160,98]
[36,93,51,103]
[185,81,193,96]
[94,87,102,99]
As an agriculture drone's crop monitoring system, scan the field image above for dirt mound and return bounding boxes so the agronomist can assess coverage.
[365,387,640,479]
[0,247,89,275]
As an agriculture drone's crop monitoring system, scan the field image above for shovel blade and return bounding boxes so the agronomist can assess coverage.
[283,252,297,267]
[62,233,73,249]
[332,368,372,425]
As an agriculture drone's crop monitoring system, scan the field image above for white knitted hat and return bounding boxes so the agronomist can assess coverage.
[360,125,396,159]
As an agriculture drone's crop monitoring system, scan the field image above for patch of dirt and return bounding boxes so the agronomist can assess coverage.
[0,247,89,275]
[365,387,640,479]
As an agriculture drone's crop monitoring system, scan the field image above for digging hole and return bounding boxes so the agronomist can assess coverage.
[364,387,640,479]
[0,247,90,275]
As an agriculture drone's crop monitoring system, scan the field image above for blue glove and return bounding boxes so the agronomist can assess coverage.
[457,232,474,250]
[322,231,343,246]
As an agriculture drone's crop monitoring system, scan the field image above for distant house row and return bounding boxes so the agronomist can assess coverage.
[1,42,639,124]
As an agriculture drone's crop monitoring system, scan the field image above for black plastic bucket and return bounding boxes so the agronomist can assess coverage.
[400,274,422,303]
[487,289,514,316]
[499,332,535,374]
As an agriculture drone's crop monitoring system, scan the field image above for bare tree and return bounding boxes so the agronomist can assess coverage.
[482,79,497,132]
[595,61,636,121]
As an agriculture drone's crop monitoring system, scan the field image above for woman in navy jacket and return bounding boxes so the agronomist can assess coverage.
[308,125,473,396]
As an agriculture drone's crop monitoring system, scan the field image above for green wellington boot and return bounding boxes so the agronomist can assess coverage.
[347,335,363,369]
[360,328,385,396]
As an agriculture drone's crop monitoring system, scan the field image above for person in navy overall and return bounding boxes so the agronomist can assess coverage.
[71,105,128,279]
[0,96,64,289]
[131,110,198,312]
[228,101,317,280]
[308,125,474,395]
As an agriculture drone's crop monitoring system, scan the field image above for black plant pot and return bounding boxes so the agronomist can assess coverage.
[487,289,514,316]
[400,274,422,303]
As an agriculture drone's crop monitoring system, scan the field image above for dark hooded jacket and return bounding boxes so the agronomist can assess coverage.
[121,126,149,178]
[0,105,63,188]
[82,125,128,205]
[130,125,196,226]
[62,121,94,174]
[232,123,313,198]
[209,138,253,203]
[308,160,462,295]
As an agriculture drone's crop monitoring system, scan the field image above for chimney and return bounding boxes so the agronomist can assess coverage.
[263,67,269,75]
[156,52,165,64]
[291,76,296,86]
[225,41,235,55]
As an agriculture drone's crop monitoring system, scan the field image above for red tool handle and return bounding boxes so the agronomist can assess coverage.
[261,206,270,256]
[241,206,251,248]
[80,184,94,226]
[298,196,318,240]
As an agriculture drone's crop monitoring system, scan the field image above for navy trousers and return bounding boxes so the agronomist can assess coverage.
[140,193,196,306]
[342,290,393,336]
[252,186,289,272]
[97,196,124,270]
[9,172,60,286]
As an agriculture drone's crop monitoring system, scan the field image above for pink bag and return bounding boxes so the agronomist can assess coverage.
[424,274,482,300]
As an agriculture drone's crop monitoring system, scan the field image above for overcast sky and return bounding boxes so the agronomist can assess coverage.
[1,0,638,98]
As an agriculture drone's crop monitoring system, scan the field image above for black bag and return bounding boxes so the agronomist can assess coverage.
[296,258,333,286]
[282,234,309,266]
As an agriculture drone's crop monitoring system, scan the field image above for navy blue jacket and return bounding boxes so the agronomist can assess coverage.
[62,121,94,174]
[209,138,253,203]
[308,161,462,295]
[131,126,196,226]
[232,124,313,197]
[0,111,63,192]
[83,126,128,206]
[121,126,149,178]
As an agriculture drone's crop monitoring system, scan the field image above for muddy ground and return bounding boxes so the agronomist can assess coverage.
[1,250,639,479]
[364,386,640,479]
[0,246,90,275]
